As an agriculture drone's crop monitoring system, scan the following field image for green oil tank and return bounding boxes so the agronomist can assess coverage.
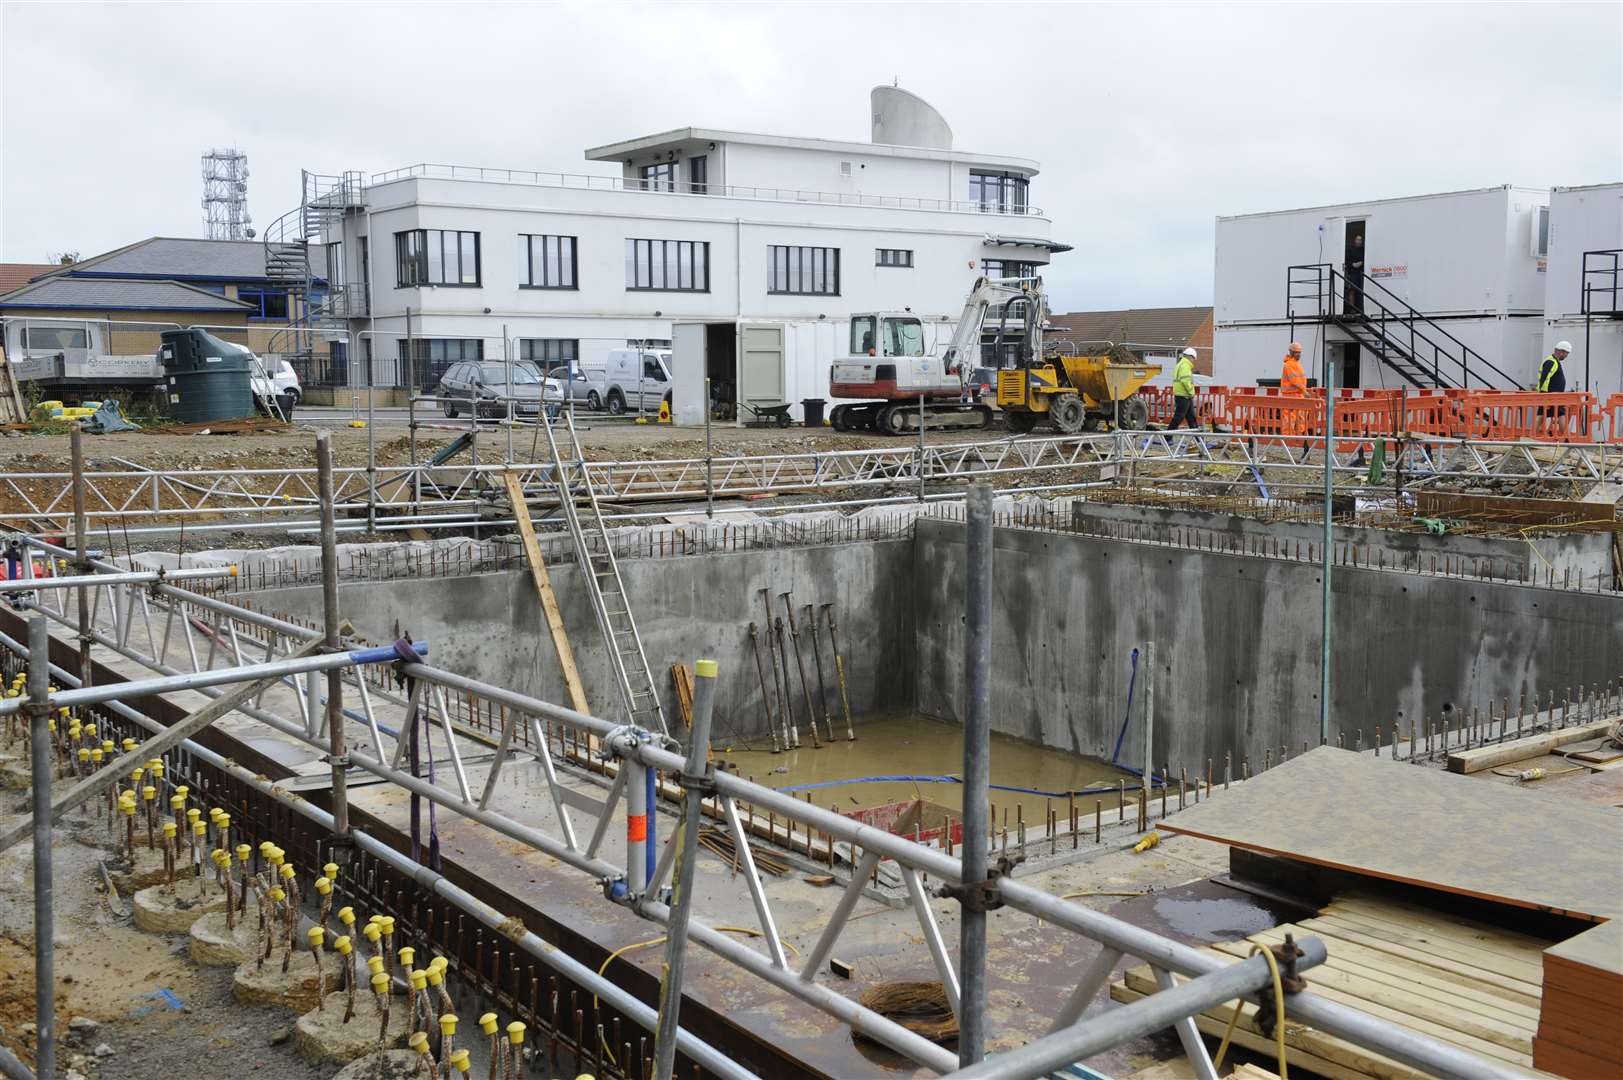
[158,329,256,425]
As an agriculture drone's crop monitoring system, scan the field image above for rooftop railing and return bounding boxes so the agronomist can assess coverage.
[366,163,1046,217]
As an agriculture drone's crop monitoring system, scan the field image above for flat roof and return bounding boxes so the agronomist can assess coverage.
[584,126,1039,173]
[1217,184,1548,222]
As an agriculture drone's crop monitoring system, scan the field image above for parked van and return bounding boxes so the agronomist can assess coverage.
[598,348,672,415]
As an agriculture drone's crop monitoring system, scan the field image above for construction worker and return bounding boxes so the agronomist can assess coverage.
[1281,342,1309,394]
[1537,341,1571,392]
[1168,347,1199,430]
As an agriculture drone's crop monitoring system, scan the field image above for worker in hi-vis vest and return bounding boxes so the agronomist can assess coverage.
[1168,347,1200,430]
[1281,342,1309,394]
[1537,341,1571,392]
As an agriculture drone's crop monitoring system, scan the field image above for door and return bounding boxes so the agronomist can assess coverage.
[739,324,785,407]
[639,353,669,410]
[1344,219,1366,316]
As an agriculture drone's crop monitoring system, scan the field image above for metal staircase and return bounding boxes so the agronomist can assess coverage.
[262,171,366,385]
[533,406,669,736]
[1286,263,1520,389]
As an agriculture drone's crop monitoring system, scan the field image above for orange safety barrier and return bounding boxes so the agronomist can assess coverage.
[1454,391,1596,443]
[1227,392,1322,444]
[1600,394,1623,444]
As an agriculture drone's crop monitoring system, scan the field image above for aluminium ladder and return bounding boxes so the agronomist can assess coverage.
[532,406,669,736]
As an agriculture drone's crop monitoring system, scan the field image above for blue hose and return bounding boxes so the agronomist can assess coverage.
[645,760,657,885]
[1109,647,1139,766]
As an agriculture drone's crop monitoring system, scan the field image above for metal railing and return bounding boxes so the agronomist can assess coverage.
[365,162,1047,217]
[1581,249,1623,317]
[0,495,1538,1080]
[1286,263,1519,388]
[4,428,1621,538]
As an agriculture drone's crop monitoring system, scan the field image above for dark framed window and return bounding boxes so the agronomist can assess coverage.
[768,245,840,296]
[359,236,370,296]
[969,170,1030,213]
[395,229,481,287]
[519,235,577,289]
[397,337,483,390]
[518,338,578,366]
[876,248,914,268]
[687,156,708,194]
[640,163,677,192]
[22,326,90,350]
[982,259,1038,280]
[625,239,708,291]
[238,286,290,320]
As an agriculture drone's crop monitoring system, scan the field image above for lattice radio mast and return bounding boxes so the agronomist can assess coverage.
[201,148,254,239]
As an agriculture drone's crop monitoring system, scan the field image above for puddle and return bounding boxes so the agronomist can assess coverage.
[717,713,1133,823]
[1152,896,1279,942]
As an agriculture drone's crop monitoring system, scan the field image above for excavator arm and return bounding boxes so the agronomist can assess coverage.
[940,275,1047,380]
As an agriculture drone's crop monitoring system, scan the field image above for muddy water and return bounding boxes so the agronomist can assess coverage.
[716,713,1135,826]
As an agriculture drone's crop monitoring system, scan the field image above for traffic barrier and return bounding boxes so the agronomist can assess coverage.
[1600,394,1623,444]
[1455,391,1594,443]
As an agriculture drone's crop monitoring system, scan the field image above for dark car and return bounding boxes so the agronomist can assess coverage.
[437,361,562,419]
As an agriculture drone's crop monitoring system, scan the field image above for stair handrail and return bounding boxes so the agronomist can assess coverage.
[1582,249,1623,317]
[1286,262,1519,388]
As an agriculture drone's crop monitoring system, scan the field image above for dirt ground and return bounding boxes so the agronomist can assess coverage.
[0,799,332,1080]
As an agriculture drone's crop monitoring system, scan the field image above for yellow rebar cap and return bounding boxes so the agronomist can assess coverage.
[398,946,416,967]
[337,906,355,925]
[269,887,285,903]
[439,1013,458,1036]
[448,1049,470,1073]
[478,1012,498,1035]
[409,969,428,992]
[367,955,385,976]
[192,821,206,836]
[307,926,325,947]
[323,861,339,879]
[335,935,352,956]
[162,822,176,838]
[408,1032,429,1055]
[314,876,332,896]
[696,658,718,678]
[506,1021,525,1045]
[370,972,389,994]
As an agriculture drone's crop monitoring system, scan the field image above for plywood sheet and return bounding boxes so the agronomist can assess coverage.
[1159,747,1623,921]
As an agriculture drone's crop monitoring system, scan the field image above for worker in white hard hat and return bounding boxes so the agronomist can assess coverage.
[1537,341,1571,392]
[1168,347,1200,430]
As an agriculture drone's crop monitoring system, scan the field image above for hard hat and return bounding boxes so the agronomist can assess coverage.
[1288,342,1303,354]
[1554,340,1573,353]
[1180,347,1197,359]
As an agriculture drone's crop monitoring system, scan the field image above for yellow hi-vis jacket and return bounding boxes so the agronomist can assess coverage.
[1172,356,1196,398]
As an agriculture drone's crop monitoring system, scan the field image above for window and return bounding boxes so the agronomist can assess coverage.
[970,170,1030,213]
[325,242,345,288]
[22,326,89,350]
[687,156,708,194]
[397,337,483,390]
[643,355,667,382]
[851,316,877,356]
[626,239,708,291]
[884,318,925,357]
[982,259,1038,280]
[876,248,914,268]
[359,236,370,296]
[395,229,481,287]
[519,338,578,366]
[238,286,290,320]
[519,235,577,289]
[478,362,542,384]
[1532,206,1550,258]
[768,245,840,296]
[640,162,676,192]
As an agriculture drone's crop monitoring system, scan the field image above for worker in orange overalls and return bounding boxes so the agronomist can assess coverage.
[1280,341,1309,436]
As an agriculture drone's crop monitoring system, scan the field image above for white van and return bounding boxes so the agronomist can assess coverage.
[598,348,672,415]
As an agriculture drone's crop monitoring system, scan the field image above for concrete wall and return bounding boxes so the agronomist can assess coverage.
[250,539,916,742]
[912,519,1622,771]
[1069,500,1617,587]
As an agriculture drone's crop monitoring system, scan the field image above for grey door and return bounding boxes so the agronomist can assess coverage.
[739,324,785,407]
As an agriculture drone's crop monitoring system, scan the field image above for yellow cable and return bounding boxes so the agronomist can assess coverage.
[593,926,800,1068]
[1213,944,1288,1080]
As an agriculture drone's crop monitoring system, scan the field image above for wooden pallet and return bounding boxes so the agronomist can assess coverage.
[1110,895,1560,1079]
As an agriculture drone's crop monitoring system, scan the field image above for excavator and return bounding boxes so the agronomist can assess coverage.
[828,276,1044,433]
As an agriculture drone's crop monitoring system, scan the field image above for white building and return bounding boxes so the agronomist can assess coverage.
[1213,186,1549,390]
[316,88,1064,420]
[1542,182,1623,397]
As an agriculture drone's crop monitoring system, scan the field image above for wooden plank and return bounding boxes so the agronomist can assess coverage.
[1209,942,1534,1053]
[671,663,694,728]
[1117,969,1431,1080]
[1445,720,1616,773]
[1327,896,1556,955]
[1247,925,1542,1015]
[1296,919,1545,999]
[1534,1033,1623,1077]
[1413,490,1617,527]
[1159,746,1623,923]
[504,472,591,716]
[1305,913,1547,984]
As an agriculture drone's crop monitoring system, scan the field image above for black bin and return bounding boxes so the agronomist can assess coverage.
[801,398,826,427]
[159,329,256,425]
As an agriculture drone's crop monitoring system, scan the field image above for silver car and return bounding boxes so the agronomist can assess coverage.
[546,365,597,407]
[438,361,562,419]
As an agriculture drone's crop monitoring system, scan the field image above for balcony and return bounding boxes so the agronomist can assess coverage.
[365,163,1046,218]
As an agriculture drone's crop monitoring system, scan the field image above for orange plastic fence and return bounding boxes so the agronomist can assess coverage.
[1121,385,1621,443]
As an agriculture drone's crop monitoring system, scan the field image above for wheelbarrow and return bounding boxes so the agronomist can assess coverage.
[739,400,793,428]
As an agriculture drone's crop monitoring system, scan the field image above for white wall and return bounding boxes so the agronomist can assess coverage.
[1545,319,1623,398]
[1215,186,1549,324]
[1213,316,1544,389]
[1544,183,1623,318]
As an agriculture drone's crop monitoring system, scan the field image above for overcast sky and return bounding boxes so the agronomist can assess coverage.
[2,1,1619,310]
